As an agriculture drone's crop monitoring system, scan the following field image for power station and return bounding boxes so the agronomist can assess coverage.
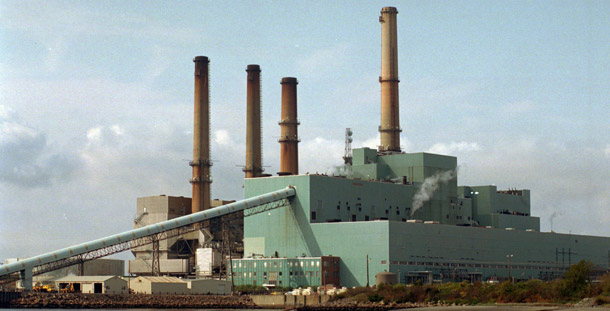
[2,6,609,291]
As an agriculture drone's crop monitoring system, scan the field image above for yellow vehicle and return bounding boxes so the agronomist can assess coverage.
[33,283,56,292]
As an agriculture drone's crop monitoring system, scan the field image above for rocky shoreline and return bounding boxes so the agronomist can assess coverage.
[9,292,259,309]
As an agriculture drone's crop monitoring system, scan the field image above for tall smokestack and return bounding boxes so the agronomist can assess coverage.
[278,77,299,175]
[378,7,401,153]
[190,56,211,213]
[245,64,263,178]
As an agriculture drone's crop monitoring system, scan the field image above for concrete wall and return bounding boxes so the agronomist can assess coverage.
[250,294,331,308]
[188,279,231,295]
[129,277,189,295]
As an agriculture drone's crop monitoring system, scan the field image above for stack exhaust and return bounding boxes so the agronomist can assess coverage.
[244,64,263,178]
[378,7,402,153]
[278,77,299,175]
[190,56,212,213]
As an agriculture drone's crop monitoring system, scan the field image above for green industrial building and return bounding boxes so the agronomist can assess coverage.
[231,6,610,288]
[230,256,340,288]
[238,149,610,287]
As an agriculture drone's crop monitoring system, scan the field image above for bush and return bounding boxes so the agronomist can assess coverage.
[234,284,267,294]
[560,260,594,299]
[368,293,383,302]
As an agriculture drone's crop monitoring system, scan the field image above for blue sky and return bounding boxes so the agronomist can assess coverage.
[1,1,609,260]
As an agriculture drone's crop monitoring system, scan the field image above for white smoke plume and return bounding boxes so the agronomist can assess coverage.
[411,169,457,215]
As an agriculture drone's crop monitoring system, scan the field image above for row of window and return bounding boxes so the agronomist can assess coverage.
[233,260,321,269]
[387,261,569,271]
[233,271,339,279]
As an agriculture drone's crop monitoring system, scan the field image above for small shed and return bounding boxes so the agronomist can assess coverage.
[129,276,189,294]
[55,276,127,294]
[187,278,231,295]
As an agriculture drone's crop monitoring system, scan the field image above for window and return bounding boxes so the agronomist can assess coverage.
[385,210,389,214]
[365,215,370,221]
[396,210,400,215]
[253,262,256,268]
[351,214,356,221]
[279,262,283,267]
[290,271,293,276]
[324,261,328,267]
[279,272,283,276]
[239,262,242,268]
[311,211,317,220]
[300,261,304,267]
[243,272,247,277]
[273,261,277,267]
[316,261,320,267]
[253,272,257,277]
[264,262,267,267]
[249,272,252,277]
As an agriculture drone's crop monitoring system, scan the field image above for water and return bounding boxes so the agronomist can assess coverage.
[5,309,276,311]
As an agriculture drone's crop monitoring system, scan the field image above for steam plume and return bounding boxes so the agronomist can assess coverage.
[411,169,456,215]
[549,211,563,231]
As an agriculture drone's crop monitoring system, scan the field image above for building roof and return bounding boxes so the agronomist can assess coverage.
[54,275,120,282]
[136,276,185,283]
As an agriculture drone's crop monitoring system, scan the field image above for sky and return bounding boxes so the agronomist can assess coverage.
[1,1,609,261]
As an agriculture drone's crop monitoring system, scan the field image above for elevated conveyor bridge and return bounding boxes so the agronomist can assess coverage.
[0,187,296,290]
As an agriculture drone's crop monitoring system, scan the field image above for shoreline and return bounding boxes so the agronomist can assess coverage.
[7,292,258,309]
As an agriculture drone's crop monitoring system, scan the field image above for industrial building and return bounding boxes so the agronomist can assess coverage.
[55,276,127,294]
[129,195,241,277]
[233,6,610,287]
[130,276,189,295]
[230,256,340,288]
[124,6,610,288]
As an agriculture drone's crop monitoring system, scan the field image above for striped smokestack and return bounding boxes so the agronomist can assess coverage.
[278,77,299,175]
[244,64,263,178]
[378,7,402,153]
[190,56,212,213]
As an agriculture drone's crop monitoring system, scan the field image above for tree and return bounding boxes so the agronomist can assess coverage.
[560,260,594,298]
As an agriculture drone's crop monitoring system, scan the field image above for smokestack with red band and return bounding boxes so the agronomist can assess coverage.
[378,7,402,153]
[278,77,299,175]
[245,64,263,178]
[190,56,212,213]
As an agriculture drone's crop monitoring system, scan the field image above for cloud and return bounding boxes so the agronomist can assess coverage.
[604,145,610,157]
[86,126,103,142]
[214,129,234,146]
[427,141,481,155]
[1,2,198,43]
[296,43,350,76]
[500,100,536,114]
[456,137,610,236]
[0,106,81,187]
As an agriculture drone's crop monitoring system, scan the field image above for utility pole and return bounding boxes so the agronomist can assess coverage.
[366,254,370,287]
[507,254,513,283]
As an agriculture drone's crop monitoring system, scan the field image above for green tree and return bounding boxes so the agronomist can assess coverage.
[560,260,594,298]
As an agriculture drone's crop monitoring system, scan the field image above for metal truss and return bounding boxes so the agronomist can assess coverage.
[243,198,290,217]
[0,190,293,286]
[0,225,201,285]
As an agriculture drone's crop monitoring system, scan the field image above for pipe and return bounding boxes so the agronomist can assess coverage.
[378,7,402,153]
[0,187,296,277]
[245,64,263,178]
[278,77,299,175]
[190,56,212,213]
